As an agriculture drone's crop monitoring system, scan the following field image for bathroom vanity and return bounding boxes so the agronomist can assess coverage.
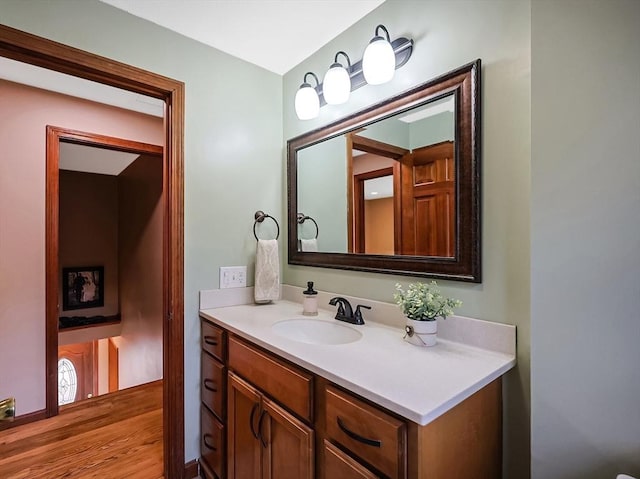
[198,298,515,479]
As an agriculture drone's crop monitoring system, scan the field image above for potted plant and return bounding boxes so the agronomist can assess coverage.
[394,281,462,347]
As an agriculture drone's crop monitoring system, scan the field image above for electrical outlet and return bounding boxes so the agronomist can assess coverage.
[219,266,247,289]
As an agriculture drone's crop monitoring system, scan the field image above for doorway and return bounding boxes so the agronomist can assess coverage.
[348,133,403,254]
[54,131,164,407]
[0,25,185,477]
[58,341,97,405]
[353,167,397,254]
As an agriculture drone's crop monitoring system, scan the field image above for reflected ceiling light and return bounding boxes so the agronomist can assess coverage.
[294,24,413,120]
[294,72,320,120]
[323,51,352,105]
[362,25,396,85]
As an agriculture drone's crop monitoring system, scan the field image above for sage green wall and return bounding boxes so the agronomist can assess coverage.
[297,135,348,252]
[0,0,283,463]
[531,1,640,477]
[409,111,454,149]
[283,1,531,477]
[359,115,411,148]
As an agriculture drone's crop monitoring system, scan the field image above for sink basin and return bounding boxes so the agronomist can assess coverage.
[271,318,362,345]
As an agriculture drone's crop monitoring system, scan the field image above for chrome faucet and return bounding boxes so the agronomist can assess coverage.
[329,297,371,325]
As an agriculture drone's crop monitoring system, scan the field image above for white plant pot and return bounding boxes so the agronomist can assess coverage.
[404,318,437,347]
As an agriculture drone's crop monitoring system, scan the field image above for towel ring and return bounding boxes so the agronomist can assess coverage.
[297,213,319,239]
[253,210,280,241]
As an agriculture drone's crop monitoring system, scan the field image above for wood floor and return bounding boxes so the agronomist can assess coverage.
[0,380,163,479]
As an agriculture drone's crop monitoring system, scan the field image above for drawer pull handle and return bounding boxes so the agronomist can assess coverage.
[337,417,382,448]
[249,403,260,439]
[203,379,217,392]
[204,335,218,346]
[258,410,268,448]
[203,433,217,451]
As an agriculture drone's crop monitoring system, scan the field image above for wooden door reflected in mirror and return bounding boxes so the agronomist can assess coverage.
[288,60,481,282]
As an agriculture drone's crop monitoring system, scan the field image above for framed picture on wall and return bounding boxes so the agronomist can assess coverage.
[62,266,105,311]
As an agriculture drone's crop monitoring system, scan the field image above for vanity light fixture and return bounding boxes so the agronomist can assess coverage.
[362,25,396,85]
[294,72,321,120]
[294,24,413,120]
[323,51,352,105]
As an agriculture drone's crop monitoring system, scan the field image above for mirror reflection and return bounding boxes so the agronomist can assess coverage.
[288,60,480,282]
[297,95,455,257]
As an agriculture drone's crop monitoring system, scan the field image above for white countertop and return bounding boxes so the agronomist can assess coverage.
[199,299,516,426]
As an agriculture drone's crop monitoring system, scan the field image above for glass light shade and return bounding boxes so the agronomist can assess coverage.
[323,64,351,105]
[362,37,396,85]
[295,84,320,120]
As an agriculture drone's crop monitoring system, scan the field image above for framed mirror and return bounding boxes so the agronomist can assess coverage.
[287,60,481,282]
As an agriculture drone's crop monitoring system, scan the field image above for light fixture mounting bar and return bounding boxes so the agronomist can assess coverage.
[315,37,413,107]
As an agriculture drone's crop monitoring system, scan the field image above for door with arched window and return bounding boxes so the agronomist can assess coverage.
[58,342,96,405]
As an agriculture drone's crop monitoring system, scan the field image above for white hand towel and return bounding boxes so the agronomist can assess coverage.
[300,238,318,252]
[254,239,280,304]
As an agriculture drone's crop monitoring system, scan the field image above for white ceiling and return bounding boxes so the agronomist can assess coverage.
[99,0,386,74]
[60,142,140,176]
[398,95,455,124]
[2,1,386,175]
[0,1,386,120]
[0,56,164,118]
[364,175,393,200]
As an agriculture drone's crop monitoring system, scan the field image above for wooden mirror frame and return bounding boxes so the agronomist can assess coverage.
[287,60,481,282]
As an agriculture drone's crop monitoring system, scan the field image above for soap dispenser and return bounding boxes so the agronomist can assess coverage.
[302,281,318,316]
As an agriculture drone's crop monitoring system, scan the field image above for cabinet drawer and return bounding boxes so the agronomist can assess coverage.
[323,440,379,479]
[325,385,406,479]
[201,319,225,362]
[228,336,313,422]
[201,352,226,419]
[201,404,225,479]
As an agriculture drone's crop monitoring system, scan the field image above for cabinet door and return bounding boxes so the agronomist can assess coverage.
[325,385,406,479]
[261,397,314,479]
[202,351,226,420]
[323,440,380,479]
[201,404,225,479]
[228,372,261,479]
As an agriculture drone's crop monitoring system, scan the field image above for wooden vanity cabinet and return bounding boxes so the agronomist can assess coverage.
[200,320,227,479]
[322,440,379,479]
[200,316,502,479]
[324,384,406,478]
[227,370,314,479]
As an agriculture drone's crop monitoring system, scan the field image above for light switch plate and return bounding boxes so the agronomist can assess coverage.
[219,266,247,289]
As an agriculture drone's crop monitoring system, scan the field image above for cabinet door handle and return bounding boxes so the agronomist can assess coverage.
[203,433,217,451]
[203,335,218,346]
[249,402,260,439]
[337,417,382,448]
[203,379,217,392]
[258,410,268,448]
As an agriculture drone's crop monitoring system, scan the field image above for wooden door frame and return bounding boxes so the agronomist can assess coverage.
[0,25,185,478]
[352,167,400,254]
[348,134,407,254]
[48,126,163,411]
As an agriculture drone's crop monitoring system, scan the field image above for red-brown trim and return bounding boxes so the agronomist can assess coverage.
[346,134,354,253]
[92,340,99,397]
[351,134,409,159]
[1,24,185,478]
[184,459,199,479]
[45,125,60,418]
[0,409,47,431]
[352,167,395,254]
[46,126,164,416]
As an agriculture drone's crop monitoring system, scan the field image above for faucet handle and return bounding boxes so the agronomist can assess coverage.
[354,305,371,324]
